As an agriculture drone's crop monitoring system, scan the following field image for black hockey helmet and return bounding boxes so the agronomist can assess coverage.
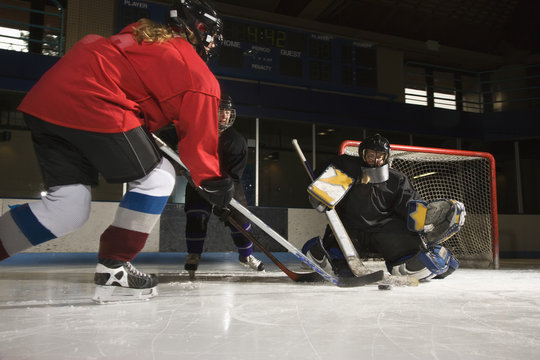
[218,93,236,132]
[220,93,233,110]
[358,133,391,167]
[168,0,223,62]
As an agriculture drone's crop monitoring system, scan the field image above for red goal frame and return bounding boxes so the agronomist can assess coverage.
[340,140,499,269]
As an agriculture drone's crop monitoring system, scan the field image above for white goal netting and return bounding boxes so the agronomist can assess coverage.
[340,141,499,269]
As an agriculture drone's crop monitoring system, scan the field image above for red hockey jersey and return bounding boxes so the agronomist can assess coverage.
[18,24,221,186]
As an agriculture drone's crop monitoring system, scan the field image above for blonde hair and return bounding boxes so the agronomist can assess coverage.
[132,18,192,44]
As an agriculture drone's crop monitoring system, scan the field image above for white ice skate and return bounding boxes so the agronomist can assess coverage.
[239,254,265,271]
[92,259,158,304]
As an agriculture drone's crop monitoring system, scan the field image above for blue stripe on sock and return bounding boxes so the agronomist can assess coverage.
[9,204,55,246]
[119,192,169,215]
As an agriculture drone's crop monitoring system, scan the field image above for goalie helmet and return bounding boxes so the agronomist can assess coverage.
[358,134,390,183]
[218,93,236,132]
[168,0,223,62]
[358,133,390,168]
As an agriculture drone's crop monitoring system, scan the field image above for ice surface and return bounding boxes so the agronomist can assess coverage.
[1,253,539,360]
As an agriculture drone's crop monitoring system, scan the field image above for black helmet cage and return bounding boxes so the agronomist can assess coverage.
[168,0,223,62]
[218,94,236,131]
[358,133,391,167]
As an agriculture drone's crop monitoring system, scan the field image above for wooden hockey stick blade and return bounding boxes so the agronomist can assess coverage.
[226,216,321,283]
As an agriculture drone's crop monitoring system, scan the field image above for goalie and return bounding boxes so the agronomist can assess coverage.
[302,134,464,281]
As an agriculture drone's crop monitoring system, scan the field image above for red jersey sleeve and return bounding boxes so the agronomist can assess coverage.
[171,91,222,186]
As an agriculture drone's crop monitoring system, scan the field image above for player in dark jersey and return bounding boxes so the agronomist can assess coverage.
[302,134,460,281]
[183,94,264,278]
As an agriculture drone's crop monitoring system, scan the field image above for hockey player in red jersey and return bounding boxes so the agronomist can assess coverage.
[302,134,463,282]
[0,0,232,302]
[183,94,264,278]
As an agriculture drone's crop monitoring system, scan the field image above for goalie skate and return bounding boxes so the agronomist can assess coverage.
[92,259,158,303]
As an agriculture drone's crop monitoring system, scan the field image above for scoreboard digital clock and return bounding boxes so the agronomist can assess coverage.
[215,17,377,91]
[118,1,378,93]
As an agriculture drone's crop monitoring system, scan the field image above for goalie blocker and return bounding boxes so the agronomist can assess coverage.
[307,164,354,209]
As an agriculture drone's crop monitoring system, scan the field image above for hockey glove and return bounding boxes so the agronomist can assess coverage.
[199,177,234,207]
[213,205,232,222]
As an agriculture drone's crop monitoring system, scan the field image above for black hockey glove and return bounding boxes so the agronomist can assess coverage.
[213,205,231,222]
[199,177,234,207]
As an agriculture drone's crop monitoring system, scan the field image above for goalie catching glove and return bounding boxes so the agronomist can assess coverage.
[407,199,466,245]
[198,177,234,207]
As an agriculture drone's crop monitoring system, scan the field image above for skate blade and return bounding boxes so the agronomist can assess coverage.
[92,285,158,304]
[188,270,196,281]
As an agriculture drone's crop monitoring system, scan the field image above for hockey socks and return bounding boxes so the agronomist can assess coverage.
[230,222,254,258]
[0,204,55,260]
[98,190,169,260]
[98,158,175,260]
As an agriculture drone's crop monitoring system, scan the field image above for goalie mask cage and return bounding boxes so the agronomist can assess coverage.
[340,140,499,269]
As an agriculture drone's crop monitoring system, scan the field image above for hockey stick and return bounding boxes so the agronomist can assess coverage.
[292,139,371,277]
[152,134,383,287]
[151,134,323,283]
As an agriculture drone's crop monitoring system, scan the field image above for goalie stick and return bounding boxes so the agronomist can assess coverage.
[292,139,371,277]
[152,134,384,287]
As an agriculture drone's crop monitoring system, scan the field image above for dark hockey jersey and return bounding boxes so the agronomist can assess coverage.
[218,127,247,183]
[329,155,421,233]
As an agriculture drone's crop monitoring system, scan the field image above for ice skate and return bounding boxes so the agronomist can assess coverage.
[184,253,201,280]
[239,254,265,271]
[92,259,158,303]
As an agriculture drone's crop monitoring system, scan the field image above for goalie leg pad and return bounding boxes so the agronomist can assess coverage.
[387,245,459,281]
[407,199,466,245]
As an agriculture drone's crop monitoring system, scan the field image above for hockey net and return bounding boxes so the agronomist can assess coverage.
[340,140,499,269]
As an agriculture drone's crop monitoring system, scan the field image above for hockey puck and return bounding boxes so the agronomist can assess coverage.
[378,284,392,290]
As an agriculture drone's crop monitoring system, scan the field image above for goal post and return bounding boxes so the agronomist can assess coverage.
[340,140,499,269]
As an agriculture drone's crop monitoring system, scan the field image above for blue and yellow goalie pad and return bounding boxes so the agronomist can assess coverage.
[307,165,355,209]
[407,199,466,245]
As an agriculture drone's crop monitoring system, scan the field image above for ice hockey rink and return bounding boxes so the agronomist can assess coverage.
[1,252,539,360]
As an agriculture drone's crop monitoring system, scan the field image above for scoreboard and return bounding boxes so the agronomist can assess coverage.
[215,18,377,92]
[118,0,378,93]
